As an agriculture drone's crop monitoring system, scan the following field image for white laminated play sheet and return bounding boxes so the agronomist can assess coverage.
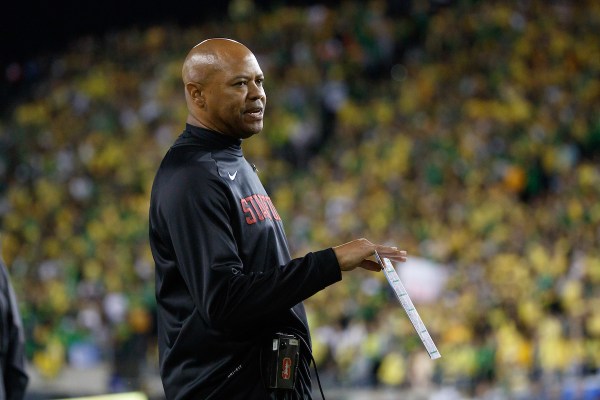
[375,251,441,360]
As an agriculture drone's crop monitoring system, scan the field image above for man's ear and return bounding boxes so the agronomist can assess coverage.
[186,82,205,107]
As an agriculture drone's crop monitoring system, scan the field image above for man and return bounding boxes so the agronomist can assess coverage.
[149,38,407,399]
[0,256,28,400]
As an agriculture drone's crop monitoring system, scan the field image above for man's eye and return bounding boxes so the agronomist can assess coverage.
[236,81,247,86]
[256,79,264,86]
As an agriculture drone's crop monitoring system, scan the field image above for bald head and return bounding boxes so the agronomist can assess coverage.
[182,38,253,86]
[182,38,266,138]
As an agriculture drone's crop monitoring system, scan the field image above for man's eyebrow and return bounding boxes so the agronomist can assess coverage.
[230,74,265,81]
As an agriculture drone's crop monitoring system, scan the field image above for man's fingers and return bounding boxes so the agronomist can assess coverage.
[375,248,407,261]
[360,260,382,272]
[385,255,408,263]
[335,239,409,272]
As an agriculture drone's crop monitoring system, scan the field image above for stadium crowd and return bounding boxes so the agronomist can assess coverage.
[1,0,600,398]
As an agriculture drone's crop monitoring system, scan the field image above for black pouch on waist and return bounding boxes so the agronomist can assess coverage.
[265,332,300,390]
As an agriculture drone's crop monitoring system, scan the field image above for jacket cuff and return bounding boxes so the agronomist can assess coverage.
[314,248,342,286]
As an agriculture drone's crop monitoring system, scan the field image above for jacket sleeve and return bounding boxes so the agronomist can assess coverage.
[162,167,341,330]
[0,262,28,400]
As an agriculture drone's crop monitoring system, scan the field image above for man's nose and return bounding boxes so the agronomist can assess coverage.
[248,82,265,100]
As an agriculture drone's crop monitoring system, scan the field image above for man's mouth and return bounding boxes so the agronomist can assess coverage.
[244,107,263,120]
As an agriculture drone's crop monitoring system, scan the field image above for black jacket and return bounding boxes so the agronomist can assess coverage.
[0,258,28,400]
[149,125,341,399]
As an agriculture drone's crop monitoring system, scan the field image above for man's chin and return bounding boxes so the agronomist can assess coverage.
[241,124,263,139]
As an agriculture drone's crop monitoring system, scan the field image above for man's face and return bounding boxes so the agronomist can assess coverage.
[202,53,266,139]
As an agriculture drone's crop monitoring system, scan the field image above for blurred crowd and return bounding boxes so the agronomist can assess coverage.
[1,0,600,398]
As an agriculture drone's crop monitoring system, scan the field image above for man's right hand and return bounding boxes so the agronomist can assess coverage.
[332,238,407,272]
